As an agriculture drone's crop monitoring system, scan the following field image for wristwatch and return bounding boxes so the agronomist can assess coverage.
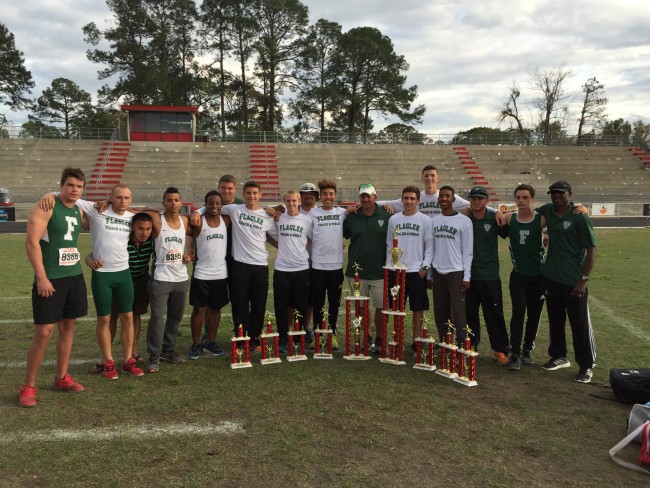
[580,275,589,281]
[420,266,429,273]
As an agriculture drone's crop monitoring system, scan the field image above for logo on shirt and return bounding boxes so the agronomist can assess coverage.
[378,220,385,227]
[483,223,492,232]
[563,221,572,230]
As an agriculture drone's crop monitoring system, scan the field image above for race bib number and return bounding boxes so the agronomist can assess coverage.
[165,248,183,263]
[59,247,80,266]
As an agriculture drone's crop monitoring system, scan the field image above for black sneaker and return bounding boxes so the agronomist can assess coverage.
[161,349,186,364]
[202,341,224,357]
[575,368,593,383]
[373,337,382,355]
[542,357,570,371]
[278,338,288,355]
[146,354,160,373]
[521,350,534,365]
[507,356,521,371]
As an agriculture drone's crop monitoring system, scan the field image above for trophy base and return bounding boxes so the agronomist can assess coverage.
[453,377,478,387]
[435,369,458,379]
[260,357,282,365]
[413,363,437,371]
[230,362,253,369]
[286,354,308,362]
[343,354,372,361]
[313,353,333,360]
[378,358,406,365]
[381,310,407,316]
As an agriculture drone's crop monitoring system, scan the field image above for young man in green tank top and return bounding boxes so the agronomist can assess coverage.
[20,168,88,407]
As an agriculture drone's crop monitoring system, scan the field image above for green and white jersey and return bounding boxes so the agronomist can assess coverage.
[469,210,508,280]
[274,213,312,272]
[537,203,596,286]
[39,197,83,279]
[76,200,134,273]
[386,211,434,272]
[508,212,545,276]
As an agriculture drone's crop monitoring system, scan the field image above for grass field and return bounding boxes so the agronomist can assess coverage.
[0,229,649,487]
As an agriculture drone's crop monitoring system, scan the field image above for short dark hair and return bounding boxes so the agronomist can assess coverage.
[422,165,438,174]
[219,174,236,185]
[439,185,455,196]
[205,190,222,205]
[131,212,153,226]
[60,167,86,186]
[402,185,420,199]
[163,187,181,199]
[514,184,535,198]
[243,180,260,191]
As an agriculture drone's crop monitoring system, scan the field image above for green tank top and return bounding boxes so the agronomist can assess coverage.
[508,212,544,276]
[39,198,83,279]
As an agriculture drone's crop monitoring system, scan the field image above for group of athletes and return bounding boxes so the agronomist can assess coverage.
[18,164,597,407]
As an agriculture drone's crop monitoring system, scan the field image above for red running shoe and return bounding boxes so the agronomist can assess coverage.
[19,385,38,407]
[122,357,144,377]
[54,374,85,392]
[103,360,119,380]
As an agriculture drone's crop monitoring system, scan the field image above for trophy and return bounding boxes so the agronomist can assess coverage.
[344,277,371,361]
[313,309,333,360]
[454,325,478,387]
[379,260,406,366]
[435,320,458,379]
[287,311,307,362]
[260,311,281,365]
[413,318,436,371]
[230,324,252,369]
[389,226,403,267]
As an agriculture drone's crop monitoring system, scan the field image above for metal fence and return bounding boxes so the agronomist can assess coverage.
[1,125,646,147]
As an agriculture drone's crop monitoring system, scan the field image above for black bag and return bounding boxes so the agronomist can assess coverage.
[610,369,650,404]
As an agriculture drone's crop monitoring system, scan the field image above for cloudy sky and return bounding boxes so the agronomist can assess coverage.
[3,0,649,134]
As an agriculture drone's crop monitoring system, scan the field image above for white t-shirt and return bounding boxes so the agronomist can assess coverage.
[193,216,228,280]
[220,204,277,265]
[386,211,434,272]
[430,212,473,281]
[308,207,347,270]
[274,213,312,272]
[76,199,134,273]
[380,192,470,218]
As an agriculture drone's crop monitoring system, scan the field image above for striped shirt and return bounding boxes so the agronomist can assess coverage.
[128,238,154,279]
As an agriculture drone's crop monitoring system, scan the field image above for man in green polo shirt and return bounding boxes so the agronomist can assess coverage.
[466,186,510,365]
[343,183,390,353]
[537,181,597,384]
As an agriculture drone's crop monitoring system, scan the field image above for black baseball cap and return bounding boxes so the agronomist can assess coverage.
[547,181,572,194]
[468,186,489,198]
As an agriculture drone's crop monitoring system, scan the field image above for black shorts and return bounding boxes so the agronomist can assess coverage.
[32,274,88,325]
[111,274,150,317]
[388,271,429,312]
[189,277,229,310]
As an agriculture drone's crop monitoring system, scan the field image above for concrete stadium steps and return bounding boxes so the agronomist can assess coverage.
[0,140,103,202]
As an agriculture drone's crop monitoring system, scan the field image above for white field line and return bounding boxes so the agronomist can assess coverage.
[0,358,98,368]
[589,294,649,343]
[0,421,244,444]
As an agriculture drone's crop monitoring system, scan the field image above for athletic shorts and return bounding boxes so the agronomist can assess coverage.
[32,274,88,325]
[189,277,229,310]
[92,269,134,316]
[111,274,150,317]
[388,271,429,312]
[346,277,383,309]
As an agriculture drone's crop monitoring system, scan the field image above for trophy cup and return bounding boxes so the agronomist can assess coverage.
[260,311,281,365]
[413,318,436,371]
[454,325,478,387]
[287,311,307,362]
[231,324,252,369]
[344,269,371,361]
[389,225,403,268]
[313,309,333,360]
[435,320,458,379]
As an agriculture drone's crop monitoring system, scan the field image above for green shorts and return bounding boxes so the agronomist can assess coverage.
[91,269,134,316]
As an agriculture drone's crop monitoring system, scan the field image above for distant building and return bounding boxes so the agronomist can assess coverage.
[120,105,200,142]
